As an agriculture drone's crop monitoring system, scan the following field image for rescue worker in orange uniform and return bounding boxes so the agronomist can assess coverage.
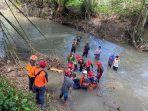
[26,55,38,91]
[87,71,97,89]
[79,70,90,90]
[34,60,48,109]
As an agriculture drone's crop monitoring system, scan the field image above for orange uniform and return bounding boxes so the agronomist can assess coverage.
[34,68,48,87]
[79,76,84,86]
[26,63,38,77]
[79,75,90,87]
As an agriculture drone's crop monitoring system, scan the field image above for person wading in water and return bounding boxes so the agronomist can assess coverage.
[94,46,102,60]
[112,56,120,71]
[82,43,90,58]
[60,72,74,106]
[71,39,77,53]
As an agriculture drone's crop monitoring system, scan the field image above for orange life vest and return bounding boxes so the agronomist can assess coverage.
[80,76,90,88]
[26,64,38,78]
[80,76,84,86]
[34,69,47,87]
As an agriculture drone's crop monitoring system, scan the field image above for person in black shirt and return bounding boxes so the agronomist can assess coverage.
[82,43,90,58]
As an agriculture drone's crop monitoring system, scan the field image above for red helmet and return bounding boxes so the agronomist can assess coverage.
[64,68,72,77]
[88,71,94,78]
[86,59,92,67]
[38,60,47,68]
[75,54,82,61]
[96,61,102,67]
[67,62,74,70]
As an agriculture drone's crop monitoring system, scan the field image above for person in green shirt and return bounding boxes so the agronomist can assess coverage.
[67,53,77,71]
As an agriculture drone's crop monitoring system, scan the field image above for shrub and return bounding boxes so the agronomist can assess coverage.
[66,0,83,8]
[0,76,39,111]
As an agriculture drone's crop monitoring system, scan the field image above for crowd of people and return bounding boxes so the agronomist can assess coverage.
[26,36,120,109]
[61,36,120,105]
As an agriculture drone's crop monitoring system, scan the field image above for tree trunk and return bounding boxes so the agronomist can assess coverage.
[130,2,148,49]
[142,9,148,28]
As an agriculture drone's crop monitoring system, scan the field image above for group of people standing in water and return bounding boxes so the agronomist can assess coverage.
[60,36,120,105]
[26,35,120,109]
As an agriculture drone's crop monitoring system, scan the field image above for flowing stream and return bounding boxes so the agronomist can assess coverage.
[1,10,148,111]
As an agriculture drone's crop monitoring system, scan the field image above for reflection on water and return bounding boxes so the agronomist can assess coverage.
[2,11,148,111]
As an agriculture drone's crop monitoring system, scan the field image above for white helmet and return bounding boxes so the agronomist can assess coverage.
[82,70,87,74]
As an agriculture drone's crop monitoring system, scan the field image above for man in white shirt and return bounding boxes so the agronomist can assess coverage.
[94,46,102,60]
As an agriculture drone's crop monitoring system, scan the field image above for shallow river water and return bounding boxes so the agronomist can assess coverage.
[1,11,148,111]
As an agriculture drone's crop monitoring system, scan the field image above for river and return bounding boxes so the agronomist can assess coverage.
[1,10,148,111]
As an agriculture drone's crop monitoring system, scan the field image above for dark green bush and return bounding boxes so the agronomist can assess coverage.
[0,76,39,111]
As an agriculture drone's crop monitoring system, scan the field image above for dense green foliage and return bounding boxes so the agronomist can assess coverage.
[15,0,147,17]
[0,76,39,111]
[55,0,145,16]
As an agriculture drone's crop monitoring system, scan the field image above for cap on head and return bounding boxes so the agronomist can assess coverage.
[30,55,37,61]
[38,60,47,68]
